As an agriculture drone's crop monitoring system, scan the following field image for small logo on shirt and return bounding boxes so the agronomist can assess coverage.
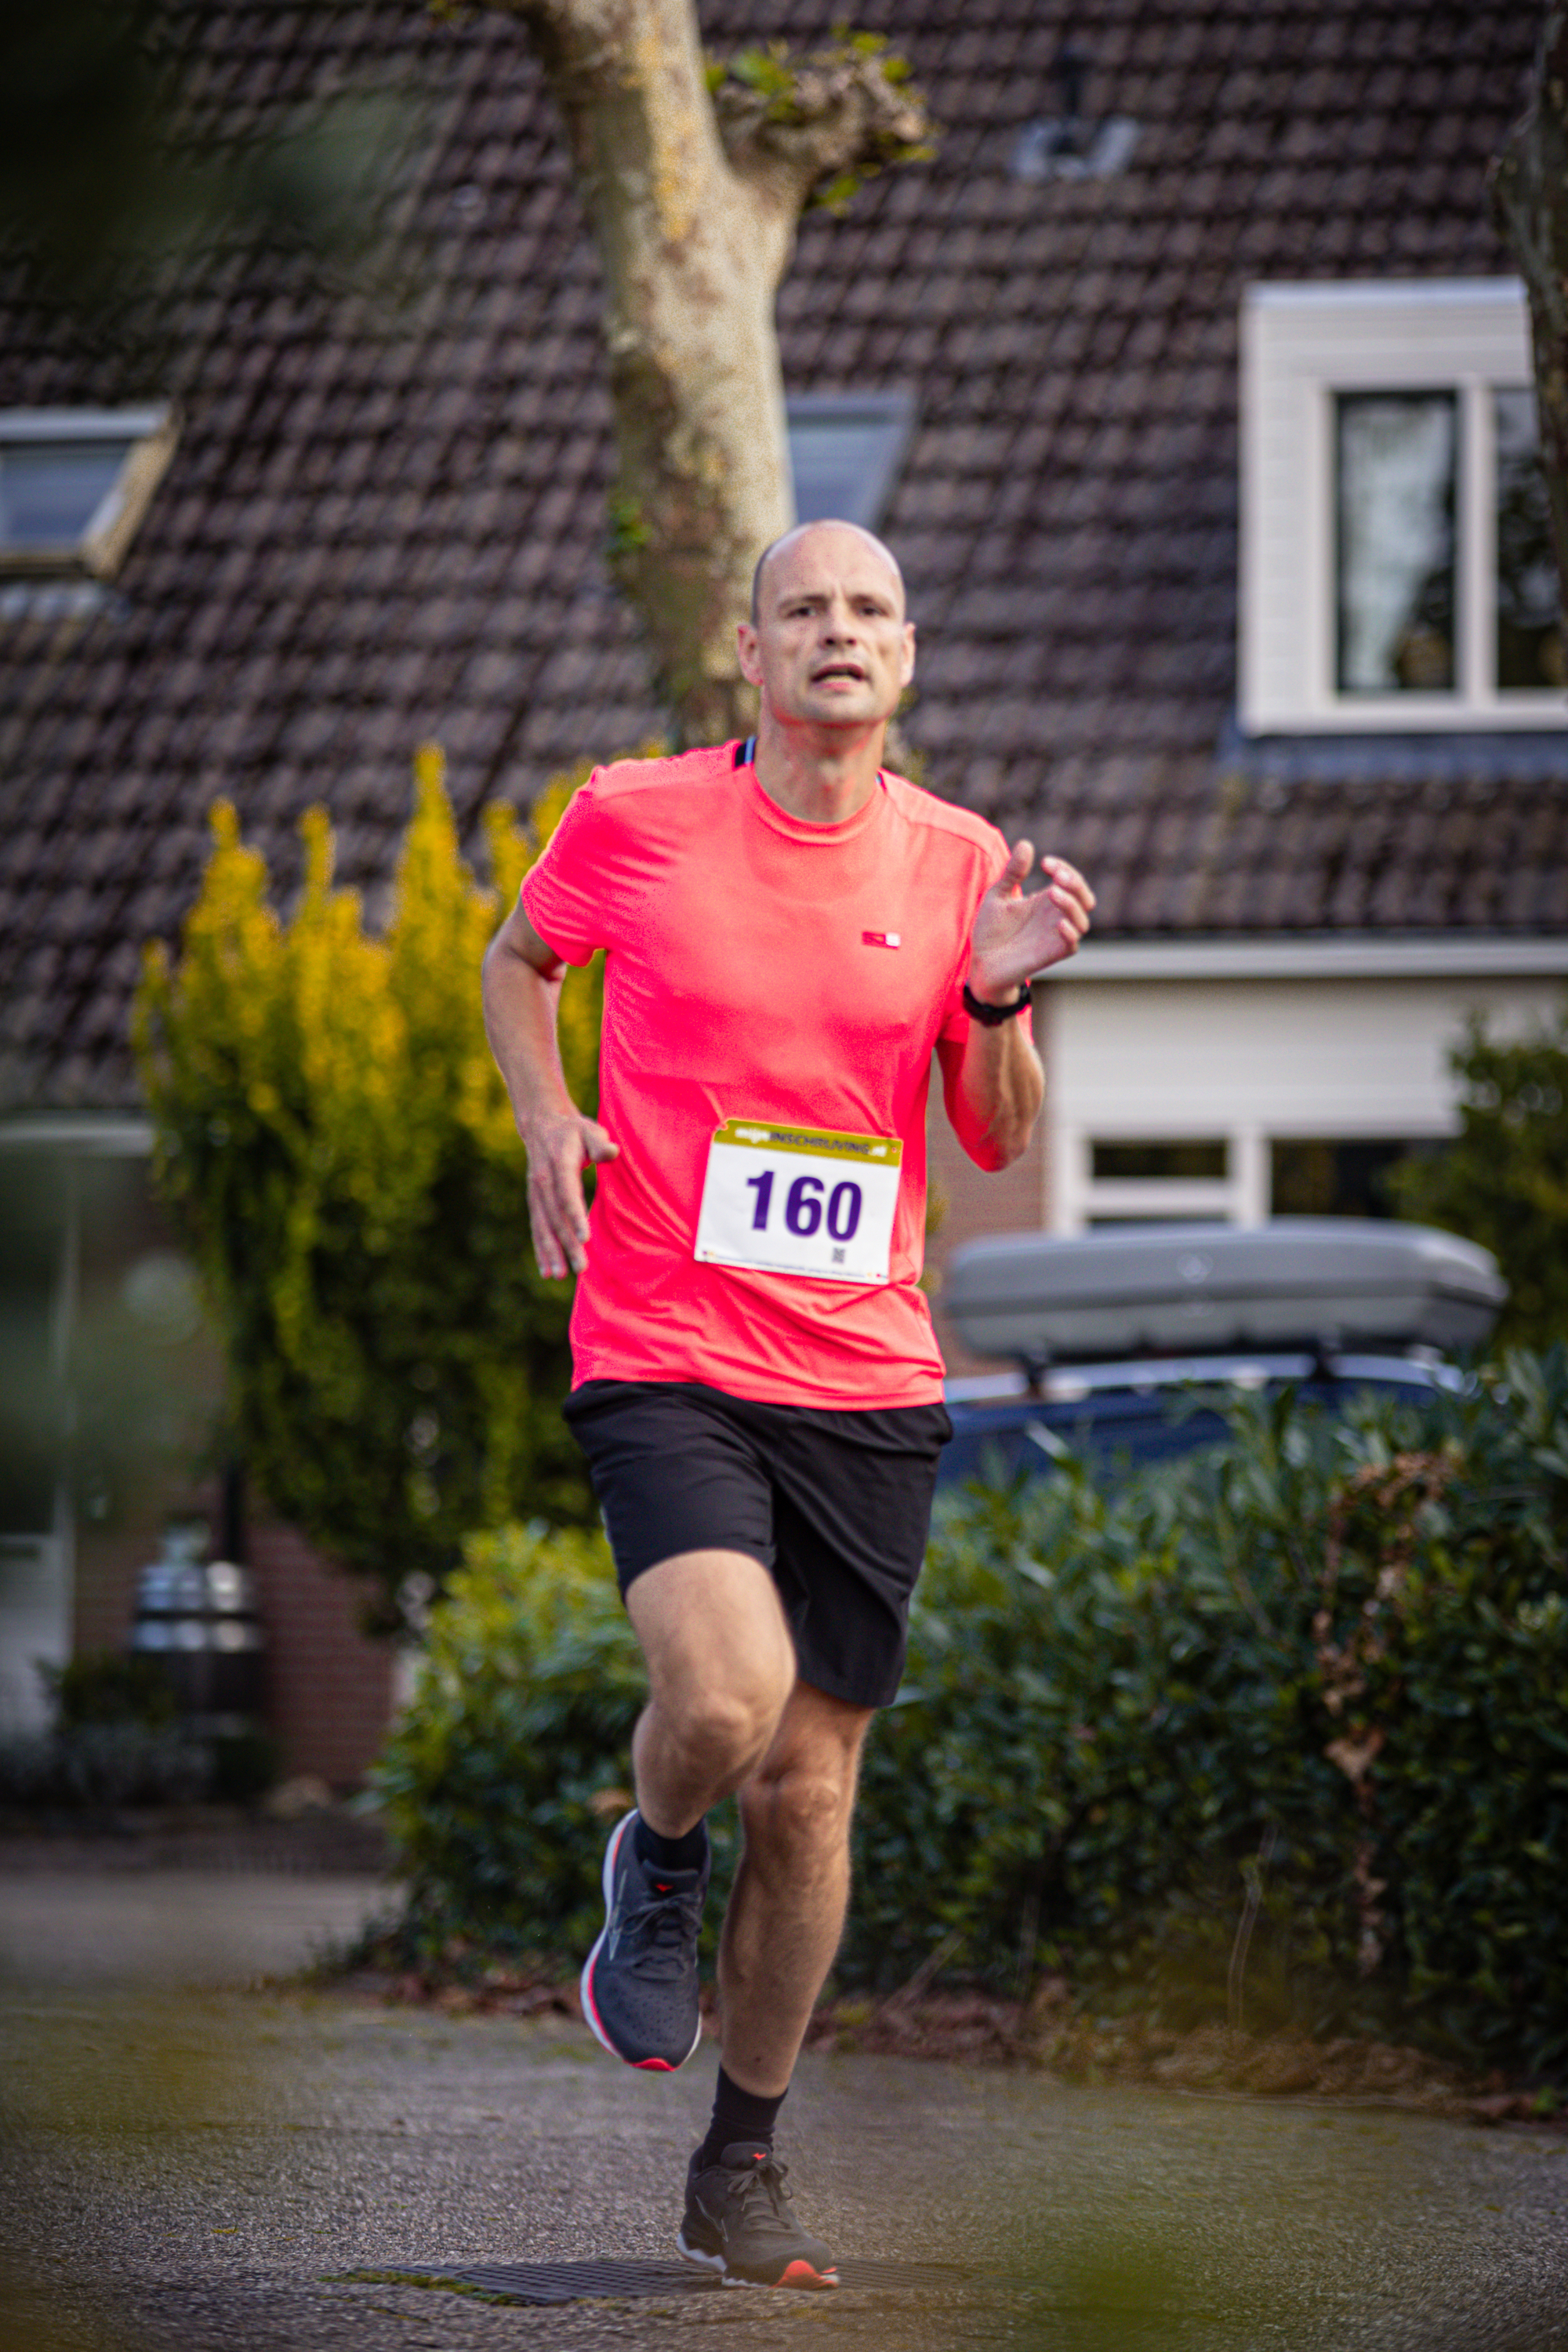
[862,930,901,949]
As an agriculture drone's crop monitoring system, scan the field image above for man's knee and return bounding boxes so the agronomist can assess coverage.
[742,1742,862,1864]
[677,1675,789,1777]
[629,1549,796,1765]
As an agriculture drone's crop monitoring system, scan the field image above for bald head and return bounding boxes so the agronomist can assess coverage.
[736,515,916,739]
[750,519,906,626]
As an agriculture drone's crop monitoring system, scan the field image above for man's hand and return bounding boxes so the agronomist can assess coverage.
[481,898,619,1281]
[521,1107,619,1280]
[966,840,1094,1002]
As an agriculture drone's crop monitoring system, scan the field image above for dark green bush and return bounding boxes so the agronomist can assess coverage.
[372,1352,1568,2069]
[43,1650,179,1729]
[850,1351,1568,2071]
[369,1522,741,1961]
[0,1650,274,1810]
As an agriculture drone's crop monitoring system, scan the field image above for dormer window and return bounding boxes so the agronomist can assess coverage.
[0,406,176,579]
[1240,282,1564,731]
[786,392,916,534]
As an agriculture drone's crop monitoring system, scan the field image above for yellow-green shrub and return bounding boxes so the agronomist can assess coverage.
[133,749,603,1623]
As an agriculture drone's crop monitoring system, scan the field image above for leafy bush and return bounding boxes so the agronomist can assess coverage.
[0,1652,212,1809]
[851,1352,1568,2073]
[370,1522,741,1960]
[43,1650,178,1729]
[372,1354,1568,2070]
[1391,1000,1568,1348]
[133,748,606,1626]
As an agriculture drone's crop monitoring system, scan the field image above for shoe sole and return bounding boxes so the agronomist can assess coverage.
[677,2235,838,2291]
[579,1810,704,2073]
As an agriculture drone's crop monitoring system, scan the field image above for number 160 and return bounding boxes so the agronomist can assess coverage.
[746,1169,862,1242]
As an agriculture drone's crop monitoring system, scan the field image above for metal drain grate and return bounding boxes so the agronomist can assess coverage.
[398,2256,971,2304]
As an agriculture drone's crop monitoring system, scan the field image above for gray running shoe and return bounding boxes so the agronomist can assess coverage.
[579,1809,707,2071]
[678,2143,839,2289]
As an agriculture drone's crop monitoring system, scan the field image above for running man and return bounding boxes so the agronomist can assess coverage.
[482,518,1092,2288]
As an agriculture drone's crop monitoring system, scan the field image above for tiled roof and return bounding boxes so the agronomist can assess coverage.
[1,0,1561,1109]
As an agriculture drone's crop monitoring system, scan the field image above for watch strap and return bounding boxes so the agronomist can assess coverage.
[962,980,1033,1026]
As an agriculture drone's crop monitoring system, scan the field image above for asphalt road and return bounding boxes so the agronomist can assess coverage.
[5,1987,1568,2352]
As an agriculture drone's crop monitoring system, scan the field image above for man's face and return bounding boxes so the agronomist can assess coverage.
[737,523,915,731]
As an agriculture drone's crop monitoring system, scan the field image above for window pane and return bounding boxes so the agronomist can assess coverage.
[1495,387,1565,691]
[1336,394,1456,692]
[1091,1139,1228,1180]
[0,440,129,551]
[786,395,913,532]
[1269,1138,1436,1219]
[0,1163,63,1535]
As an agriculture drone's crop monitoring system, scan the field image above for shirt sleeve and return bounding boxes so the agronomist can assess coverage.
[937,833,1021,1044]
[518,774,616,966]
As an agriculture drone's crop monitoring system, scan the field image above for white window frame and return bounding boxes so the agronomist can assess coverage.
[0,404,178,580]
[1240,280,1565,732]
[1058,1126,1269,1234]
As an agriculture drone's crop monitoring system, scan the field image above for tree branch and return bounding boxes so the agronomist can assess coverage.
[709,35,935,223]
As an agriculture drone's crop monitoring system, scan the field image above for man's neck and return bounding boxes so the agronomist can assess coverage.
[749,714,887,826]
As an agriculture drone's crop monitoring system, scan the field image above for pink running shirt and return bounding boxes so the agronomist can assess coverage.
[520,743,1016,1410]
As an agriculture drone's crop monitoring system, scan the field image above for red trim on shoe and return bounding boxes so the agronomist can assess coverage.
[771,2261,838,2290]
[578,1951,615,2053]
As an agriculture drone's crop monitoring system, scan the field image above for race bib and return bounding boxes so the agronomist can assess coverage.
[694,1119,902,1285]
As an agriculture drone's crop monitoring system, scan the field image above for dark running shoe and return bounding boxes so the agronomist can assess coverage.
[678,2143,839,2289]
[579,1810,707,2071]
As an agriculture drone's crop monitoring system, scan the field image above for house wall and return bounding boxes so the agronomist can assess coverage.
[245,1521,396,1791]
[1047,971,1564,1232]
[0,1138,397,1788]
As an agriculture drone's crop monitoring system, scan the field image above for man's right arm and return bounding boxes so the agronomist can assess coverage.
[481,901,618,1279]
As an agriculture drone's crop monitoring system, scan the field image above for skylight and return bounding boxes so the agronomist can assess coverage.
[786,392,916,534]
[0,407,176,579]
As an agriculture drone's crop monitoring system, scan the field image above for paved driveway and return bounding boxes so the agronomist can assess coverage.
[0,1869,394,1987]
[5,1986,1568,2352]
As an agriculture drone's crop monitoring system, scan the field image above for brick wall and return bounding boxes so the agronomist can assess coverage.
[245,1521,395,1791]
[924,995,1051,1377]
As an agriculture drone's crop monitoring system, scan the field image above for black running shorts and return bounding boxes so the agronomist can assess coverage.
[561,1380,953,1710]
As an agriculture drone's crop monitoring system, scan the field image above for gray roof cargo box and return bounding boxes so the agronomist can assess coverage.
[942,1220,1506,1367]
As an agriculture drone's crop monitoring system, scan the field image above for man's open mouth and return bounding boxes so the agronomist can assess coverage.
[812,662,866,683]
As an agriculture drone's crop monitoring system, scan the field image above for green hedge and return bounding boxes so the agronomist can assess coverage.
[369,1523,687,1957]
[369,1350,1568,2070]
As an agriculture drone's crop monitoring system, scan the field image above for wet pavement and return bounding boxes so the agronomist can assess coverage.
[5,1983,1568,2352]
[3,1855,1567,2350]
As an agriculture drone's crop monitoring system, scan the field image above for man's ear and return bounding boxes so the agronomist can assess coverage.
[899,621,916,687]
[736,620,764,688]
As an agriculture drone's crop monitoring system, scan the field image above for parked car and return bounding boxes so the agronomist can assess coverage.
[937,1219,1506,1492]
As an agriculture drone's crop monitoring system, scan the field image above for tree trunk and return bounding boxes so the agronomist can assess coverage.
[496,2,931,745]
[1493,4,1568,628]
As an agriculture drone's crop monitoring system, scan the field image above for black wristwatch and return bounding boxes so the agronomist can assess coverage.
[962,980,1033,1025]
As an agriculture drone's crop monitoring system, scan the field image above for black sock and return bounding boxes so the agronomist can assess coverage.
[633,1812,709,1874]
[693,2066,786,2172]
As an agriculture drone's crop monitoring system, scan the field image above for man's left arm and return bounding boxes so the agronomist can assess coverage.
[935,841,1095,1171]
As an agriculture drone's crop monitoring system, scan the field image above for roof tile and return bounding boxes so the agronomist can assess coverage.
[1,0,1562,1107]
